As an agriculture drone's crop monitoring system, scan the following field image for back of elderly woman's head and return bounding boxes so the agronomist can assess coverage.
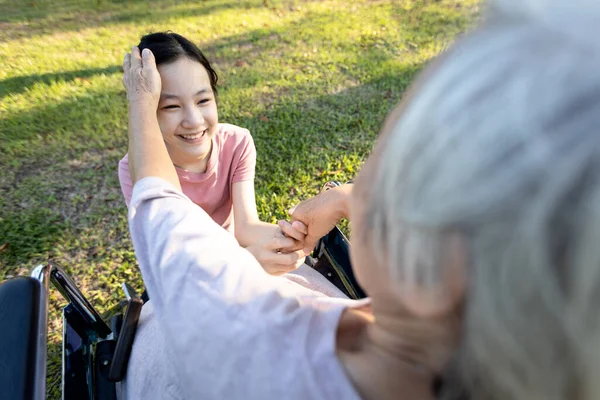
[368,0,600,398]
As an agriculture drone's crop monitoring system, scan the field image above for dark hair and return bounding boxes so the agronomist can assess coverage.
[138,31,219,98]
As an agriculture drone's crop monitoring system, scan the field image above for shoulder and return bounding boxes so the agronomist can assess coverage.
[216,123,255,156]
[217,123,253,144]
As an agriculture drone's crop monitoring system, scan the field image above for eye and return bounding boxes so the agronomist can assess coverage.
[197,98,211,105]
[161,104,180,110]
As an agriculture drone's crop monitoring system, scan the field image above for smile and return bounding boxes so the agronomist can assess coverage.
[177,130,207,142]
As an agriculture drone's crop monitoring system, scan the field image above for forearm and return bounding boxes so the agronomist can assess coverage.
[128,102,181,191]
[235,220,279,248]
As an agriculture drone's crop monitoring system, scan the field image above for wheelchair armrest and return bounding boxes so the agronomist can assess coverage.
[0,265,50,400]
[108,297,143,381]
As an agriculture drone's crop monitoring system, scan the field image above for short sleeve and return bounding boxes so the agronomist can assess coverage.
[231,133,256,183]
[118,154,134,207]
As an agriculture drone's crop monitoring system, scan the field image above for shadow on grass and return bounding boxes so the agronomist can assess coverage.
[0,0,445,269]
[0,1,469,121]
[0,88,126,158]
[0,60,424,266]
[1,0,263,42]
[244,64,424,190]
[0,65,122,100]
[1,45,426,400]
[0,3,476,397]
[0,0,427,235]
[0,6,403,151]
[389,0,479,46]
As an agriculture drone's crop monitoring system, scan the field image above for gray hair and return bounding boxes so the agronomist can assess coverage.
[369,0,600,398]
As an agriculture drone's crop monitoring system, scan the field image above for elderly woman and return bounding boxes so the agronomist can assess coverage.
[122,0,600,398]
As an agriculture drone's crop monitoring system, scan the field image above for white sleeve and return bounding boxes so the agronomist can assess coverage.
[128,177,356,400]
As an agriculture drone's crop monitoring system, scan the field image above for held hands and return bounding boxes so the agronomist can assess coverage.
[248,199,341,275]
[285,185,351,254]
[247,227,306,275]
[122,46,161,107]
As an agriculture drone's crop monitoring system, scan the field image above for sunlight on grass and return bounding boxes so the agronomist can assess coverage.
[0,0,479,397]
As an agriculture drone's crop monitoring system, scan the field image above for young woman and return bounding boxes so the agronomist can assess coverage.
[118,32,305,275]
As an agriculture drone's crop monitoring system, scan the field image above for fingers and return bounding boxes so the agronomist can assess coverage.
[266,236,296,251]
[277,220,305,242]
[270,256,306,275]
[274,227,286,238]
[122,45,162,105]
[269,250,303,265]
[122,53,131,88]
[291,221,308,234]
[263,251,305,274]
[130,46,142,71]
[141,48,157,74]
[303,234,320,256]
[122,53,131,72]
[123,47,152,74]
[252,236,307,275]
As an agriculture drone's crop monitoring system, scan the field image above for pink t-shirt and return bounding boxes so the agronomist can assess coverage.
[118,123,256,233]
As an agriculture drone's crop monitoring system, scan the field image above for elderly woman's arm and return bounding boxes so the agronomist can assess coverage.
[122,46,181,192]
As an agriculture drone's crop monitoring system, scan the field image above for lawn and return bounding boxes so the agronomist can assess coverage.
[0,0,478,397]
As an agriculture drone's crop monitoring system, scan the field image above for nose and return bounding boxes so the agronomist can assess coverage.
[181,106,204,130]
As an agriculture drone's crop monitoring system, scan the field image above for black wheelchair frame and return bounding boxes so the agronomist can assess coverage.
[0,263,142,400]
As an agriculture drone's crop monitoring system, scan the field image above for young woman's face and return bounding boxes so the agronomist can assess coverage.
[156,57,218,168]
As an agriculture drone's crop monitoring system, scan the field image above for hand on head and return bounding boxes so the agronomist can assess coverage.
[122,46,162,107]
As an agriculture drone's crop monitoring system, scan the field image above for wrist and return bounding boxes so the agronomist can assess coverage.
[330,184,352,220]
[128,102,159,130]
[128,98,158,113]
[245,243,258,257]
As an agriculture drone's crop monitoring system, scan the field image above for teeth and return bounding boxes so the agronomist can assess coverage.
[181,133,202,140]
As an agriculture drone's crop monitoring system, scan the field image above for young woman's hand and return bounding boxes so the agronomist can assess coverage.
[122,46,162,107]
[247,232,305,276]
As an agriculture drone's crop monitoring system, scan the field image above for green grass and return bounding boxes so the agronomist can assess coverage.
[0,0,479,397]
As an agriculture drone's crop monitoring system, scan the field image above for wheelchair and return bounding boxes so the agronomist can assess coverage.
[0,181,365,400]
[0,263,143,400]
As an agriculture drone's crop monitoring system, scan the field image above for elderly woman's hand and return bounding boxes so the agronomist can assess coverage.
[286,184,352,254]
[122,46,161,107]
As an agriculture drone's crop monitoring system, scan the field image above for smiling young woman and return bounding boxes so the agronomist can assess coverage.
[118,32,307,275]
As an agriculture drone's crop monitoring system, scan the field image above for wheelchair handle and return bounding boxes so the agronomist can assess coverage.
[49,263,111,339]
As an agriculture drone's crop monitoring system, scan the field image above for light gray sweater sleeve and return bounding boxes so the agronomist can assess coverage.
[128,177,361,400]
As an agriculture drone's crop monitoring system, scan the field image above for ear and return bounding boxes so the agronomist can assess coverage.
[398,232,467,318]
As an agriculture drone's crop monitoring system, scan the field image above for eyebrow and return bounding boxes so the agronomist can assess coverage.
[160,89,212,100]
